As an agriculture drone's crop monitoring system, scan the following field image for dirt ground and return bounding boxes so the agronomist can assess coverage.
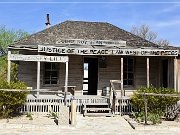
[0,114,180,135]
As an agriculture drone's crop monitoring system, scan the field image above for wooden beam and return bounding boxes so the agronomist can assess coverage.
[147,57,150,88]
[64,61,69,106]
[121,57,124,96]
[139,93,180,97]
[157,58,161,88]
[7,51,11,83]
[144,95,148,125]
[174,57,177,91]
[37,61,40,97]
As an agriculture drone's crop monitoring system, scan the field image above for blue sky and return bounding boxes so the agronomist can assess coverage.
[0,1,180,46]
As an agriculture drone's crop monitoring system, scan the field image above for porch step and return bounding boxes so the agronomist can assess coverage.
[84,113,114,117]
[83,103,112,117]
[83,108,111,111]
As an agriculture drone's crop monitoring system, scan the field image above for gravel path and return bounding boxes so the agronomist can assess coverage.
[0,114,180,135]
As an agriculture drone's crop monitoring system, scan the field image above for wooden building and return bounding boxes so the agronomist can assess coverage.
[7,20,180,97]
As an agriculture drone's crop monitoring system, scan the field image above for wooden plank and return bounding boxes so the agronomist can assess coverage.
[83,103,109,105]
[83,108,111,111]
[121,57,123,96]
[147,57,149,88]
[55,39,126,47]
[174,57,177,91]
[38,45,179,56]
[144,95,148,125]
[84,113,113,117]
[37,61,40,97]
[7,51,11,83]
[64,61,68,106]
[9,54,69,63]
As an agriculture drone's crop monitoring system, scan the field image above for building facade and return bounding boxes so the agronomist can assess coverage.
[8,21,180,96]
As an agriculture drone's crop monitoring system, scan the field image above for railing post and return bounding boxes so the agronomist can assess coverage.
[144,94,148,125]
[71,99,77,125]
[7,50,11,83]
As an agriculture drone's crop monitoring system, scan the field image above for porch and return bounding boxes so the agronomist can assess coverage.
[19,94,132,115]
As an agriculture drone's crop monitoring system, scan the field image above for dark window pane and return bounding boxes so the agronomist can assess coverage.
[123,58,134,86]
[123,80,127,85]
[128,73,133,79]
[44,63,58,84]
[128,80,133,85]
[128,58,133,65]
[124,73,127,79]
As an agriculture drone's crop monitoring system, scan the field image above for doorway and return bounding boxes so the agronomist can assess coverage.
[83,58,98,95]
[162,59,168,88]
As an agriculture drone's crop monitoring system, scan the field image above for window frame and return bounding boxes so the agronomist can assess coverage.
[44,62,59,85]
[123,57,134,87]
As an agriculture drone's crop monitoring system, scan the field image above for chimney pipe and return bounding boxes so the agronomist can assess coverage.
[45,14,51,28]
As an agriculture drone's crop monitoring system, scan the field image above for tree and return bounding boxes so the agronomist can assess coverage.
[131,24,169,46]
[0,25,29,81]
[0,25,28,49]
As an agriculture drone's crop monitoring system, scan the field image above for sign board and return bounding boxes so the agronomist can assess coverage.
[38,45,179,56]
[56,38,126,47]
[8,54,69,62]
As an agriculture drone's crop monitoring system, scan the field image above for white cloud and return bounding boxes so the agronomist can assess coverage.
[155,19,180,27]
[158,4,180,13]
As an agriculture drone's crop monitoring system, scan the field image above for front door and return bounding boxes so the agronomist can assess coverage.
[162,59,168,88]
[84,58,98,95]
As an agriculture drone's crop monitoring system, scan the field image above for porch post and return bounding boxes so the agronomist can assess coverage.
[174,57,177,91]
[147,57,150,88]
[121,57,124,96]
[37,61,40,97]
[7,50,11,83]
[64,61,68,106]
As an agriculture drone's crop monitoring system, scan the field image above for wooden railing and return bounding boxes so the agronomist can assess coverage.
[18,96,109,114]
[18,96,132,115]
[0,89,132,115]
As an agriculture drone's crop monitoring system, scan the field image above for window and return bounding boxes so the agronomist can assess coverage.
[123,58,134,86]
[44,63,58,84]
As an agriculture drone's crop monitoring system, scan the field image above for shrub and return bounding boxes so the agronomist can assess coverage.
[0,80,28,119]
[148,113,162,124]
[131,86,180,124]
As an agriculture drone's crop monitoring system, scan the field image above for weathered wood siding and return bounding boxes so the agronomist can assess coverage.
[18,55,83,90]
[149,57,160,88]
[98,56,120,90]
[18,54,177,95]
[18,61,38,88]
[59,55,83,91]
[134,57,147,88]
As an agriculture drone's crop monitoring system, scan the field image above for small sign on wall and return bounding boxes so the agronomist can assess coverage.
[8,54,69,63]
[99,56,107,68]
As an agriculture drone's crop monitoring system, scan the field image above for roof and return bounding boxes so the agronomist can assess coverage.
[12,20,159,48]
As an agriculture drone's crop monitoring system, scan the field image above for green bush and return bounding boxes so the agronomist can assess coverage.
[131,86,180,124]
[0,80,28,118]
[147,113,162,124]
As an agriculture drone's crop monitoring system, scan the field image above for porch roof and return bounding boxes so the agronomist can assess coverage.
[10,20,159,48]
[8,21,179,56]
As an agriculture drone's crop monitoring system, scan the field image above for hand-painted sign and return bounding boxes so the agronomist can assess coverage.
[8,54,69,62]
[38,45,179,56]
[56,38,126,47]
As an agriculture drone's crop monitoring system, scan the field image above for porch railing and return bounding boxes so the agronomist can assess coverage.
[18,95,132,115]
[0,89,132,115]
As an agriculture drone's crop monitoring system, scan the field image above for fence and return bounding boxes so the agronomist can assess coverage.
[0,89,132,115]
[114,97,132,115]
[18,95,132,115]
